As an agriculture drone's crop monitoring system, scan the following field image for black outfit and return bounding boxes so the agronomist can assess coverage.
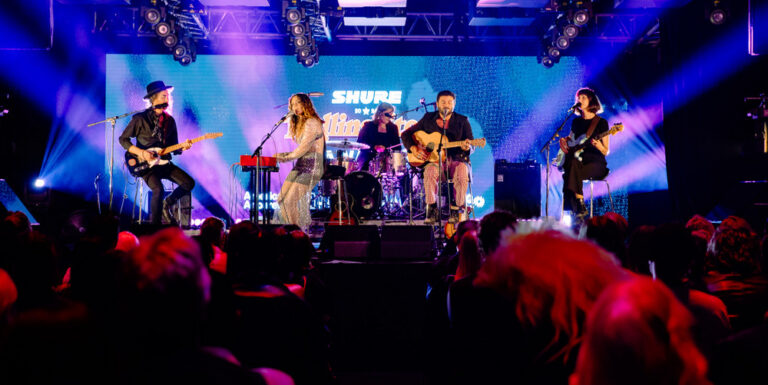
[400,111,473,162]
[355,120,401,171]
[119,109,195,224]
[562,116,609,210]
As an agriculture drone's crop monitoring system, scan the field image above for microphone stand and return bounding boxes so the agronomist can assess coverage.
[540,107,577,218]
[434,110,450,252]
[88,107,147,212]
[394,103,433,119]
[250,114,289,224]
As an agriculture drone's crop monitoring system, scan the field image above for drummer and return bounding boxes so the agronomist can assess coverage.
[356,102,402,173]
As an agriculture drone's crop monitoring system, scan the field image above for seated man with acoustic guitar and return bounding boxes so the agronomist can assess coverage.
[401,90,475,224]
[119,80,194,225]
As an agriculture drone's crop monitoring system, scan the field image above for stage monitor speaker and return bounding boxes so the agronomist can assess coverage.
[0,179,38,225]
[380,225,434,260]
[320,225,380,260]
[494,160,541,219]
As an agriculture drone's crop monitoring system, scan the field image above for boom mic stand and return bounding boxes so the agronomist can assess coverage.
[250,113,290,224]
[540,106,577,217]
[88,107,147,212]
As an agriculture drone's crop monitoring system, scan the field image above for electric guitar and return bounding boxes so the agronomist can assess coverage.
[125,132,223,177]
[554,123,623,171]
[407,131,487,167]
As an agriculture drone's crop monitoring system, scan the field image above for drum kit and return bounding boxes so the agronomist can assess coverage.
[315,138,424,223]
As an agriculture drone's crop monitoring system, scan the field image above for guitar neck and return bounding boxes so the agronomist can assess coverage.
[571,129,614,151]
[160,135,208,155]
[442,139,484,150]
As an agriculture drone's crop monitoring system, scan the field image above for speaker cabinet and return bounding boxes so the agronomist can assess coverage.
[494,160,541,219]
[380,225,434,260]
[320,225,381,260]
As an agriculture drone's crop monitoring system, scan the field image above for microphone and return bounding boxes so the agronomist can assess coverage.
[440,108,450,118]
[569,102,580,111]
[307,92,324,97]
[279,111,294,123]
[153,103,169,109]
[419,98,436,109]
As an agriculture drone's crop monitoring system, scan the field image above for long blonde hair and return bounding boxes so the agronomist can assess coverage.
[288,93,323,141]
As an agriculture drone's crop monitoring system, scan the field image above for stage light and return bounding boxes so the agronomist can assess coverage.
[563,24,579,39]
[709,1,727,25]
[294,35,308,48]
[290,23,306,37]
[144,7,162,25]
[155,22,173,37]
[547,45,561,59]
[173,44,188,59]
[162,34,178,48]
[33,178,45,189]
[541,56,555,68]
[573,9,590,26]
[554,34,570,50]
[285,8,302,24]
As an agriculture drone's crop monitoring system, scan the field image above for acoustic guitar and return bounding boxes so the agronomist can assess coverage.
[407,131,486,167]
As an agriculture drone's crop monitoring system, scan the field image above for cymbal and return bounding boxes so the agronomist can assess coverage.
[326,139,370,150]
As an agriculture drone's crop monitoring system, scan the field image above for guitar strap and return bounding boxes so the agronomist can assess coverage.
[585,115,601,139]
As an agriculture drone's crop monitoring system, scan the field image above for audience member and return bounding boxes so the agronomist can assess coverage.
[705,224,768,331]
[448,230,626,385]
[572,277,711,385]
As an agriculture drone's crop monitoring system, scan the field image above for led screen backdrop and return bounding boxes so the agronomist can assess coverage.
[106,54,665,222]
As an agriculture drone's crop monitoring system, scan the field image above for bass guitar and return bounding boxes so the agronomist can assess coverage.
[407,131,486,167]
[125,132,223,177]
[553,123,623,171]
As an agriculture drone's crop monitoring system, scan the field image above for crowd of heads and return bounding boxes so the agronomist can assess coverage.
[2,203,768,384]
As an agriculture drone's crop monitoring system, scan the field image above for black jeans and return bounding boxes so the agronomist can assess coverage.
[562,158,607,211]
[142,163,195,224]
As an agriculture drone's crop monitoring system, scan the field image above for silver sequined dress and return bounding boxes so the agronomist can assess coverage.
[276,118,325,231]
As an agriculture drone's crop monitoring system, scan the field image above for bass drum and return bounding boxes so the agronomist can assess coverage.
[343,171,382,219]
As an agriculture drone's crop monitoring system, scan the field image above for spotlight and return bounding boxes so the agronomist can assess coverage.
[144,8,162,25]
[709,6,726,25]
[293,35,308,48]
[33,178,45,189]
[547,45,561,59]
[285,8,302,25]
[301,55,317,68]
[155,21,172,37]
[573,9,590,26]
[563,24,579,39]
[162,34,178,48]
[173,44,188,59]
[290,23,306,37]
[541,56,555,68]
[554,35,571,50]
[297,46,312,60]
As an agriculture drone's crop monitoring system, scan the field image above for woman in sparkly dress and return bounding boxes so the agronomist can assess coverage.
[276,93,326,230]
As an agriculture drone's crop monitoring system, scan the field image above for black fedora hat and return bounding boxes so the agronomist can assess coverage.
[143,80,173,99]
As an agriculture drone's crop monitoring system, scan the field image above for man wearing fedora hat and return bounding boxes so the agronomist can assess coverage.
[119,80,195,225]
